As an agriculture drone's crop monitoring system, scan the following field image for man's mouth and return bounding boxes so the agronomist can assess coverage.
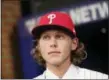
[48,51,61,54]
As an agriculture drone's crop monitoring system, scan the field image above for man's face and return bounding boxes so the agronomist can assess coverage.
[37,30,78,66]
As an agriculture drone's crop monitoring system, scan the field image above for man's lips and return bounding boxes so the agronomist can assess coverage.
[48,51,61,54]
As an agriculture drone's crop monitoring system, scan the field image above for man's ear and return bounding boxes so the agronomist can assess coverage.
[71,38,78,50]
[35,40,40,49]
[36,44,40,50]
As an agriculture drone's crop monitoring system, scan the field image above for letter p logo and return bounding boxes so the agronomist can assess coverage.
[47,14,56,24]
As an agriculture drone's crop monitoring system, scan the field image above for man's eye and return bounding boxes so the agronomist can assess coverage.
[42,35,50,40]
[56,35,64,39]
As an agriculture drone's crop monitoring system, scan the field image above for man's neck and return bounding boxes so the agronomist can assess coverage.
[46,58,71,78]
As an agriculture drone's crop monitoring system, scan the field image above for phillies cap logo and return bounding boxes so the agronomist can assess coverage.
[47,14,56,24]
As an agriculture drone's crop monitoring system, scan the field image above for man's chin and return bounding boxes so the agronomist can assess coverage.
[48,60,62,66]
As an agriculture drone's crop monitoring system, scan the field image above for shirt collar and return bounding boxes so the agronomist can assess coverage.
[44,64,79,79]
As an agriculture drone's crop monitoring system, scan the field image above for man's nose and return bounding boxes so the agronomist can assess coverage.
[50,38,57,48]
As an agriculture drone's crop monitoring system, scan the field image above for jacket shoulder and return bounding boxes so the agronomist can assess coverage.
[33,74,44,79]
[79,67,108,79]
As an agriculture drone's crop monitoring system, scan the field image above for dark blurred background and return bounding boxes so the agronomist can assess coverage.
[2,0,108,79]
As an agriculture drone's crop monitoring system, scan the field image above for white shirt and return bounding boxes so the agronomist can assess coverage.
[33,64,108,79]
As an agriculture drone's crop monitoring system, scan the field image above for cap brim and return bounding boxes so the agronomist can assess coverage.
[32,25,75,39]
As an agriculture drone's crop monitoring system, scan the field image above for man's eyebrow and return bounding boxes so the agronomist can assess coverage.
[41,33,48,36]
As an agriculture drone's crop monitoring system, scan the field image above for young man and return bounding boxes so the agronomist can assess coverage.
[26,11,108,79]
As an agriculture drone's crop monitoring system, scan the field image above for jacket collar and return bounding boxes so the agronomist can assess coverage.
[43,64,79,79]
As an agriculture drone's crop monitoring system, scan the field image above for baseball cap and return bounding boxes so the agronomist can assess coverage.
[29,11,76,39]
